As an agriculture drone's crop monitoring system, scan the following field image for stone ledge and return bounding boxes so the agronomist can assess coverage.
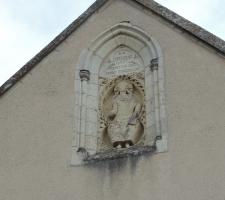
[83,145,157,164]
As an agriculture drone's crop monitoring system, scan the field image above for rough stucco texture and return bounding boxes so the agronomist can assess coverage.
[0,0,225,199]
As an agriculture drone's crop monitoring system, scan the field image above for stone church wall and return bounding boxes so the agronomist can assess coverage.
[0,0,225,199]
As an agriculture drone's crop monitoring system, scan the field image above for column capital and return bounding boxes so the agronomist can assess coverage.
[79,70,90,81]
[150,59,158,71]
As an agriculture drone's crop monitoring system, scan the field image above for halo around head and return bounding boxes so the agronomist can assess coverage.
[114,80,133,94]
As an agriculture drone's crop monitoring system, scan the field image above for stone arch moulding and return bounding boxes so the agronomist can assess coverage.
[71,22,168,165]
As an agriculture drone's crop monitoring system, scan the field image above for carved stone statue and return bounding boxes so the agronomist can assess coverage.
[107,80,142,149]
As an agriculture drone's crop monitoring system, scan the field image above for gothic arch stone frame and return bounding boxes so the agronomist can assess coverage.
[72,22,167,165]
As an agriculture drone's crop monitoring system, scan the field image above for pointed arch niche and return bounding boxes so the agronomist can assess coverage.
[71,22,167,165]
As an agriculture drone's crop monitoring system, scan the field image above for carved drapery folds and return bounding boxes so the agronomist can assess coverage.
[98,73,146,152]
[72,23,167,165]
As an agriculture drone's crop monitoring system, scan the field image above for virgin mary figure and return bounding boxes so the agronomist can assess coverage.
[107,80,143,149]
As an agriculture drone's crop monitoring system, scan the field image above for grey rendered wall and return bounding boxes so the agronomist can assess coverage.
[0,0,225,199]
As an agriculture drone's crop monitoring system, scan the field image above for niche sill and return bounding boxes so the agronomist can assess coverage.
[83,145,157,164]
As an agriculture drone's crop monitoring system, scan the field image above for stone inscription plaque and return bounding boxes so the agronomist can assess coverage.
[100,48,143,77]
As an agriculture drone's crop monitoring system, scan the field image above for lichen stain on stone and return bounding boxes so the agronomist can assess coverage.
[129,150,155,175]
[82,152,154,199]
[107,157,129,175]
[129,155,142,175]
[83,146,156,179]
[82,155,129,199]
[83,154,128,175]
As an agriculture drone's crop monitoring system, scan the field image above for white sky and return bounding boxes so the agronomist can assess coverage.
[0,0,224,86]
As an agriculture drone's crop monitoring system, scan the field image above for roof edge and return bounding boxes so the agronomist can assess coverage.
[1,0,225,98]
[0,0,108,97]
[135,0,225,53]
